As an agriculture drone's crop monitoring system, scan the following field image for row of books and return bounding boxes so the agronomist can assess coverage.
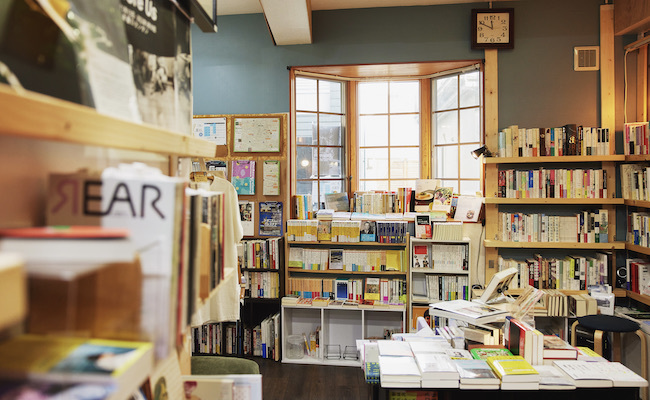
[412,275,470,302]
[350,189,413,214]
[412,243,469,273]
[288,247,406,272]
[497,168,608,199]
[624,121,650,155]
[242,271,280,299]
[497,210,609,243]
[237,237,282,270]
[620,163,650,201]
[627,211,650,247]
[498,252,611,291]
[191,321,240,356]
[625,258,650,296]
[367,335,645,390]
[286,277,407,304]
[294,194,314,220]
[497,124,611,158]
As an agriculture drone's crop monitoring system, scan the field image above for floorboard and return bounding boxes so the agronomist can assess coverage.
[254,358,371,400]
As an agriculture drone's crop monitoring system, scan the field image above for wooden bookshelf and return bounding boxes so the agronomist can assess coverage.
[624,199,650,208]
[0,84,217,157]
[286,240,408,247]
[626,290,650,306]
[484,240,625,249]
[287,268,406,276]
[484,155,625,164]
[625,154,650,162]
[485,198,624,205]
[626,243,650,256]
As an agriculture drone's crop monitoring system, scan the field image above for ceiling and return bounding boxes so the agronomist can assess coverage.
[198,0,503,45]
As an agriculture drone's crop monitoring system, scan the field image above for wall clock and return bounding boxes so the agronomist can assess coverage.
[471,8,514,49]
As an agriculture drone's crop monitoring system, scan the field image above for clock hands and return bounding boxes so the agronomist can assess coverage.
[479,20,494,30]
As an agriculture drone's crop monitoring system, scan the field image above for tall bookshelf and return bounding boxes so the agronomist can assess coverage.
[409,238,471,331]
[0,84,218,395]
[192,113,290,360]
[483,150,624,292]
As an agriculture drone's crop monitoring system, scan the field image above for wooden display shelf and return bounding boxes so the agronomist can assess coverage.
[287,268,406,275]
[287,240,407,247]
[625,154,650,162]
[485,198,623,205]
[613,288,628,298]
[472,288,587,297]
[624,199,650,208]
[626,290,650,306]
[484,155,625,164]
[484,240,625,249]
[0,84,217,157]
[626,242,650,255]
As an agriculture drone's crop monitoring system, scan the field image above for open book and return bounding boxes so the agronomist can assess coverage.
[430,300,509,324]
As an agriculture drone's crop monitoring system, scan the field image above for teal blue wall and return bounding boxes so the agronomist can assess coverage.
[192,0,608,129]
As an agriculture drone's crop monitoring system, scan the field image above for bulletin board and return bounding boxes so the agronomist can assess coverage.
[192,113,289,239]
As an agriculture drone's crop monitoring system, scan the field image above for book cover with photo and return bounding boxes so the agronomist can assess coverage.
[412,245,430,269]
[414,179,440,211]
[238,200,255,237]
[231,160,256,195]
[258,201,283,236]
[360,220,376,242]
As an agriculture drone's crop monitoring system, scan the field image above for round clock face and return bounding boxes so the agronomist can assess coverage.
[476,13,510,44]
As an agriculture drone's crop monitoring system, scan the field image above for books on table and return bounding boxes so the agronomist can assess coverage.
[553,360,648,388]
[378,355,421,388]
[413,353,459,388]
[0,334,153,400]
[377,340,413,357]
[542,335,578,362]
[534,365,577,390]
[552,360,613,387]
[453,359,500,389]
[469,347,513,360]
[486,355,540,390]
[430,300,508,324]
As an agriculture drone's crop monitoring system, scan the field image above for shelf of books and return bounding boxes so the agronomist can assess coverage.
[483,123,620,291]
[409,238,471,331]
[621,123,650,307]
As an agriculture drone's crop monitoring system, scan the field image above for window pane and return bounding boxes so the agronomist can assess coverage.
[296,112,316,145]
[319,147,342,178]
[359,81,388,114]
[434,110,458,145]
[460,70,480,108]
[459,144,481,179]
[460,180,481,196]
[319,80,342,113]
[296,146,316,179]
[390,180,416,191]
[320,114,343,146]
[359,180,389,192]
[433,75,458,111]
[434,146,458,179]
[390,114,419,146]
[390,147,420,179]
[296,77,317,112]
[440,180,458,194]
[359,115,388,147]
[320,181,344,207]
[359,148,388,179]
[390,81,419,113]
[459,108,480,143]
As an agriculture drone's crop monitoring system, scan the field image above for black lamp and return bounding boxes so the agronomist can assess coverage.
[471,145,493,159]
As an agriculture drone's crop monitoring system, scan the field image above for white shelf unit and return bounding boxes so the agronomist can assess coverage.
[281,305,405,366]
[408,238,471,330]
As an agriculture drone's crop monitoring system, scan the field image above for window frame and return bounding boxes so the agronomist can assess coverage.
[290,61,484,212]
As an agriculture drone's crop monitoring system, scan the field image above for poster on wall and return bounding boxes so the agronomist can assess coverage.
[120,0,192,134]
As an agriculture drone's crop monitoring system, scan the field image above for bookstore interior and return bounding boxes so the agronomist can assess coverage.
[3,0,650,399]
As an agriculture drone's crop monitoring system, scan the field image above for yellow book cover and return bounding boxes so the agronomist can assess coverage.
[486,355,539,382]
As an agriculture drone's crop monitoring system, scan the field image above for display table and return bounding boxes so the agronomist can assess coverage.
[371,386,641,400]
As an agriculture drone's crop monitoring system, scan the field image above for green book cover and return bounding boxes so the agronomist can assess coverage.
[470,347,513,360]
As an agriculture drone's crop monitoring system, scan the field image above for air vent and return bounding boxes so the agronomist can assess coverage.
[574,46,600,71]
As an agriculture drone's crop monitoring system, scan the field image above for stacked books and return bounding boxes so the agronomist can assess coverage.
[486,355,540,390]
[453,359,500,390]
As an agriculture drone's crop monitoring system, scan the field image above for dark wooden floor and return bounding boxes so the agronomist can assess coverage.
[255,358,371,400]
